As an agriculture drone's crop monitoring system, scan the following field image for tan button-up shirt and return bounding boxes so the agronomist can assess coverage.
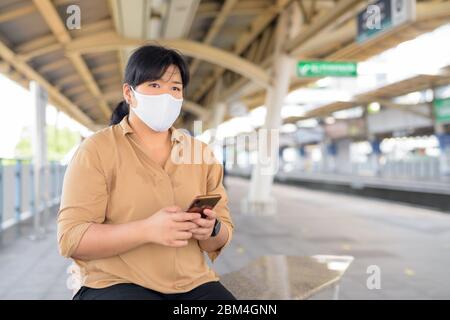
[57,115,234,293]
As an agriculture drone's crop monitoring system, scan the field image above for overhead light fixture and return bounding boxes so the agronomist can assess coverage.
[367,102,381,114]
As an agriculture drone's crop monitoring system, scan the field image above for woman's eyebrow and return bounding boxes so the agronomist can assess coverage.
[157,78,182,85]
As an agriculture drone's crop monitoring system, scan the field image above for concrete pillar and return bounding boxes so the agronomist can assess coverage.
[432,87,450,177]
[225,137,237,171]
[320,139,336,173]
[328,141,337,173]
[297,145,306,171]
[335,138,352,175]
[207,79,226,141]
[436,125,450,177]
[241,53,294,215]
[30,81,48,239]
[369,138,382,176]
[320,142,328,172]
[241,6,297,215]
[209,102,226,139]
[279,146,286,171]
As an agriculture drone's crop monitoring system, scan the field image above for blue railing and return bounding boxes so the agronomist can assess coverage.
[0,159,67,232]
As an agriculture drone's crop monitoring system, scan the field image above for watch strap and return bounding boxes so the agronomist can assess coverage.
[211,219,221,237]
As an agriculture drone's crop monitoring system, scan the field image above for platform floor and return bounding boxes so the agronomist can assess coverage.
[0,176,449,299]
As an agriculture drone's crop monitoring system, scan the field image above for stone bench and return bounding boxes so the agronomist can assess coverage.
[68,255,354,299]
[220,255,354,300]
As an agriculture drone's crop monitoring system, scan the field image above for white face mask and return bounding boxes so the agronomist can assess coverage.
[130,87,183,132]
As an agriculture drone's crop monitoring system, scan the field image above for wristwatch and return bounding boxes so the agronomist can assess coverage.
[210,218,222,237]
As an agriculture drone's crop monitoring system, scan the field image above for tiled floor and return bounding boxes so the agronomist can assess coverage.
[1,176,449,299]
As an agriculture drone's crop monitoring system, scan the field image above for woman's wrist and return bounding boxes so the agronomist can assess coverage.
[137,218,156,244]
[198,223,228,252]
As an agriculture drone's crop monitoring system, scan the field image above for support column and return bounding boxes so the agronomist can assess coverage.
[436,125,450,177]
[209,102,227,139]
[225,136,238,172]
[30,81,48,240]
[320,139,336,173]
[328,141,337,173]
[335,138,352,175]
[369,137,382,176]
[206,79,225,140]
[241,5,295,215]
[241,53,294,215]
[297,145,306,171]
[432,89,450,177]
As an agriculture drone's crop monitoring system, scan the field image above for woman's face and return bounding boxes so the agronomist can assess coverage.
[124,64,183,107]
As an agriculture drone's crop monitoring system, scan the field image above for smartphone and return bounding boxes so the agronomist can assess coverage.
[186,194,222,218]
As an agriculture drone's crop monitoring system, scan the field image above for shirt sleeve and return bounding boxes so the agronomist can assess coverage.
[203,145,234,263]
[57,138,108,258]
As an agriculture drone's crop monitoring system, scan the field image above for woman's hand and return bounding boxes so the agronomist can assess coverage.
[190,209,216,241]
[143,206,200,247]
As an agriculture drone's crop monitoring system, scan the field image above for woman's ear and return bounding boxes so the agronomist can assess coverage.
[123,83,134,106]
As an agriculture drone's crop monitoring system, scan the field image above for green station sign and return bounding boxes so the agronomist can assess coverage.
[297,61,358,78]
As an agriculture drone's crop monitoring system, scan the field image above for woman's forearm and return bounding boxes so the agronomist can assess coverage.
[71,220,150,260]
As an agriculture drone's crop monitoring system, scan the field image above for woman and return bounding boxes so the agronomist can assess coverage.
[57,45,235,300]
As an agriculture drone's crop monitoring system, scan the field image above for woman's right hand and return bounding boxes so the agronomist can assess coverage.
[143,206,200,247]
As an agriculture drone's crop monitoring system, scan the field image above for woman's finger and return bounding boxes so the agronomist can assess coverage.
[191,218,214,228]
[175,231,193,240]
[202,209,216,220]
[172,212,201,222]
[174,221,197,231]
[191,228,211,235]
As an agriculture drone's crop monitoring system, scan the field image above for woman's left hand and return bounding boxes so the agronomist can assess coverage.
[190,209,216,241]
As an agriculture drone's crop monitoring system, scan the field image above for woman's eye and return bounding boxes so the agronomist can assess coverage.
[149,83,159,88]
[172,87,181,91]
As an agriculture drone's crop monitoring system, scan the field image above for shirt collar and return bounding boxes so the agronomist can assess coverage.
[119,115,183,143]
[119,115,133,135]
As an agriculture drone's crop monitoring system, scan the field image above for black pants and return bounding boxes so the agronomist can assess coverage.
[73,281,236,300]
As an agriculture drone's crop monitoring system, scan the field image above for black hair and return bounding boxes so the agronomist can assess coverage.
[109,45,190,125]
